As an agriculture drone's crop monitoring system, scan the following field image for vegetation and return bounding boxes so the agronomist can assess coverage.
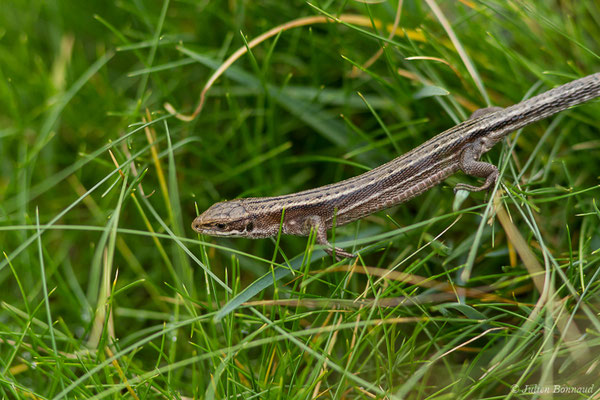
[1,0,599,398]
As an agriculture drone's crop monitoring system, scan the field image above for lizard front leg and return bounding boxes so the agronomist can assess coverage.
[306,216,355,261]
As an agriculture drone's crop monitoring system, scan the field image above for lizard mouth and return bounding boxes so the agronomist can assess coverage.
[191,217,222,234]
[191,215,247,237]
[191,218,203,232]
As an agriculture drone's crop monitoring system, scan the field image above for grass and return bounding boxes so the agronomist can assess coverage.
[1,0,600,398]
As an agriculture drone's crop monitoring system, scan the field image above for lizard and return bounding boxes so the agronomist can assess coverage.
[192,73,600,259]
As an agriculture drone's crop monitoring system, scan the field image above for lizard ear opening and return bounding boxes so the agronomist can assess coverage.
[246,221,254,232]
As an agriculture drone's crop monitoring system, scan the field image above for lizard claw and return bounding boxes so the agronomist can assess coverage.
[324,246,356,261]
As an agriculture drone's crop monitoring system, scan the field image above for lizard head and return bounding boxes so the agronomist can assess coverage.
[192,199,258,238]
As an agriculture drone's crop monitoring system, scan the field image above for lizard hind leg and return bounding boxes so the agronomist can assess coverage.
[307,216,355,261]
[469,106,503,120]
[454,138,499,193]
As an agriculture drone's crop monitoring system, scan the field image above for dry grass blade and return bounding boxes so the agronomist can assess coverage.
[105,346,140,400]
[348,0,404,77]
[435,327,507,361]
[164,14,425,121]
[493,191,589,365]
[424,0,489,104]
[312,313,343,399]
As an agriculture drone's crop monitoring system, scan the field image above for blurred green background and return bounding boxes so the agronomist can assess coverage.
[1,0,599,398]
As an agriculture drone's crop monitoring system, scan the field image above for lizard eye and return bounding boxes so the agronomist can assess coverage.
[216,223,226,229]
